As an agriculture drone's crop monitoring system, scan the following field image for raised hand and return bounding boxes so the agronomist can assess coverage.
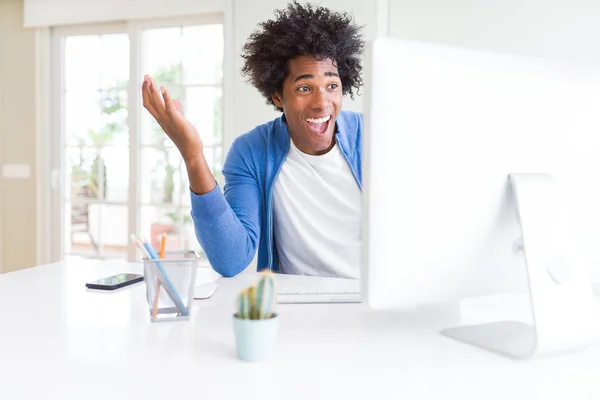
[141,74,216,195]
[141,74,203,162]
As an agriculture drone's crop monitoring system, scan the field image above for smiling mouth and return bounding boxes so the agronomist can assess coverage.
[306,115,331,134]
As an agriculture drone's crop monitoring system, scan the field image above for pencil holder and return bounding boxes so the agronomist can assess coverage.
[143,250,199,322]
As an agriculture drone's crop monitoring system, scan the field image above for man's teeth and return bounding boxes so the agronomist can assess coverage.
[306,115,331,124]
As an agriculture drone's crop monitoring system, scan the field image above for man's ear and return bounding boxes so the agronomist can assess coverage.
[272,92,283,109]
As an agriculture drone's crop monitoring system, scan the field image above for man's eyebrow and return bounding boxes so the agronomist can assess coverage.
[292,71,339,83]
[292,74,314,83]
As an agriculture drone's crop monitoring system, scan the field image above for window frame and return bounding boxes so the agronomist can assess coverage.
[48,14,226,262]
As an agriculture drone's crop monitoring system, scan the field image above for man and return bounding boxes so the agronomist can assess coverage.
[141,1,365,278]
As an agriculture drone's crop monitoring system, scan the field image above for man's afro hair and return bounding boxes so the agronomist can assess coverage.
[241,1,365,112]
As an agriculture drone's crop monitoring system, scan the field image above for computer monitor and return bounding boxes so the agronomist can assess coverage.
[361,36,600,359]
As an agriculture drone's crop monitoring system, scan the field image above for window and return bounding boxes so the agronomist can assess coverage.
[52,16,224,261]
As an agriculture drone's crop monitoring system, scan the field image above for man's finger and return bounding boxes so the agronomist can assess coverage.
[147,77,166,115]
[173,99,184,115]
[141,78,160,119]
[161,86,175,116]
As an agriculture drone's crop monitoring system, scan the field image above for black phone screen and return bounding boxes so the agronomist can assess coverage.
[86,273,143,290]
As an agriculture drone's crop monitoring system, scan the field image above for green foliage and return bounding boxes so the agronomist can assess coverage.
[235,271,277,320]
[153,64,182,87]
[71,86,127,199]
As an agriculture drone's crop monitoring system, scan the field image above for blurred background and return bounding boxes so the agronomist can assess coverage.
[0,0,598,272]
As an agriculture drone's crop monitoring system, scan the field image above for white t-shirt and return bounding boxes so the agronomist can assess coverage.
[272,137,361,279]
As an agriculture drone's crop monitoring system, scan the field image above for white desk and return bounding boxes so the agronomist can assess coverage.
[1,259,600,399]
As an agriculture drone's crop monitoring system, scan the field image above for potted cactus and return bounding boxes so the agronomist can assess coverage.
[233,271,279,362]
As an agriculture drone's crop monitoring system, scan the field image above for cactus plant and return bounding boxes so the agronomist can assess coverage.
[235,271,277,320]
[237,289,251,319]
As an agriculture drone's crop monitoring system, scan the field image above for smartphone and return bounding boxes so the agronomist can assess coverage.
[85,273,144,290]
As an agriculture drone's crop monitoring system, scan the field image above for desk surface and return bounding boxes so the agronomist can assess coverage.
[1,259,599,400]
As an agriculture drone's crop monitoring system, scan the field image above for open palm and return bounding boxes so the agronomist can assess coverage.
[141,75,203,162]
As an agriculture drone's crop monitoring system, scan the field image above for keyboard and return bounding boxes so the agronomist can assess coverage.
[274,273,361,303]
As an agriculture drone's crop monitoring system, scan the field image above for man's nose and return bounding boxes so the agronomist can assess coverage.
[311,87,332,111]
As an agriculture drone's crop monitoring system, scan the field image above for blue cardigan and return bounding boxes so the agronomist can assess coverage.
[190,110,363,277]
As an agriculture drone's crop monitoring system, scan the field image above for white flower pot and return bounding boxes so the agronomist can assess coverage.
[233,314,279,362]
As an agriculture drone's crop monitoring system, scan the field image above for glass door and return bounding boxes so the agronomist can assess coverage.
[138,22,224,257]
[61,28,131,260]
[52,16,224,262]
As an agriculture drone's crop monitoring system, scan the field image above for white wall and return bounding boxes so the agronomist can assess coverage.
[388,0,600,67]
[0,0,39,273]
[23,0,225,27]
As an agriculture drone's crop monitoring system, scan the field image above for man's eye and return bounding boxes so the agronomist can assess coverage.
[329,83,339,90]
[297,85,310,92]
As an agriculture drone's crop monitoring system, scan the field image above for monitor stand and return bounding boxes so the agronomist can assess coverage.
[441,173,600,359]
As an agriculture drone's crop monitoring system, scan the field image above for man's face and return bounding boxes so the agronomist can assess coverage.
[272,55,343,155]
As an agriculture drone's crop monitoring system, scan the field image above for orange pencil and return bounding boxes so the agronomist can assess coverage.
[151,233,167,317]
[159,232,167,259]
